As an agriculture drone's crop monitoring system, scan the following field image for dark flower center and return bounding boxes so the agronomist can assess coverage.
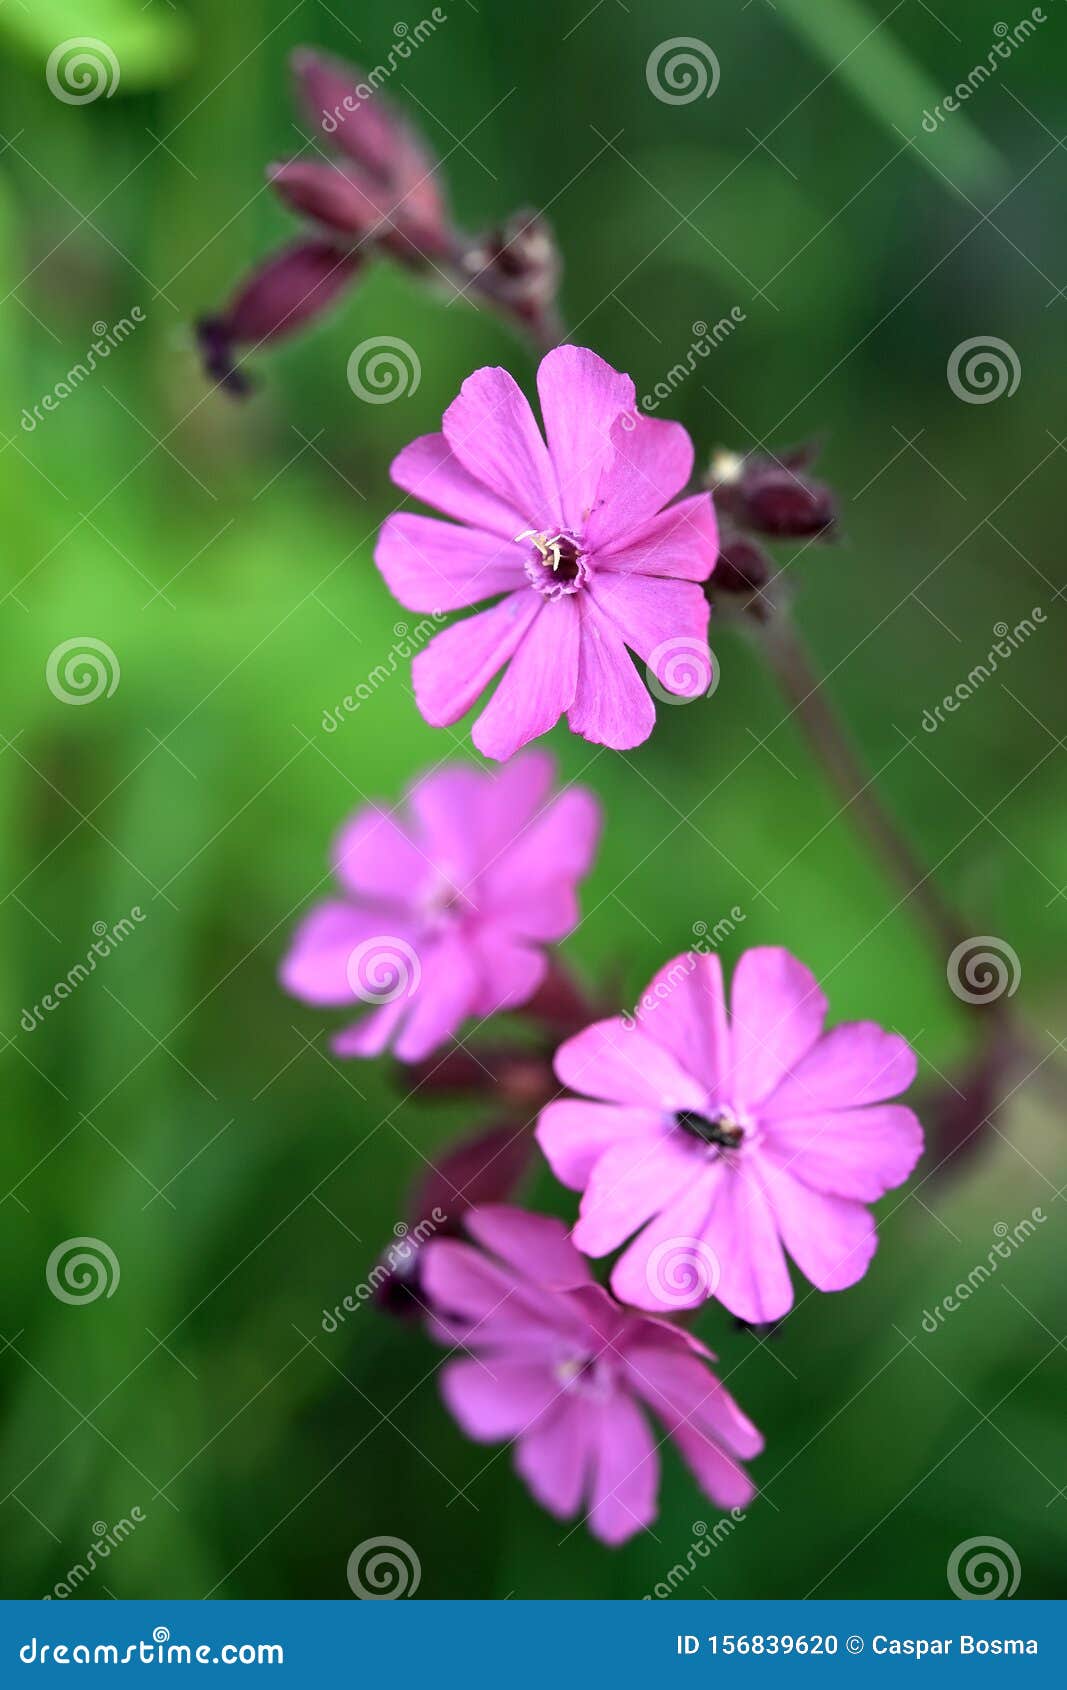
[676,1109,745,1150]
[520,528,589,600]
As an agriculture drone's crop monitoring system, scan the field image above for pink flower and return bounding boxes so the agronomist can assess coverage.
[422,1206,762,1544]
[279,752,600,1063]
[375,347,718,760]
[537,948,923,1325]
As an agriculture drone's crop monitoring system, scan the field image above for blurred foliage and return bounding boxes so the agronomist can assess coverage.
[0,0,1065,1601]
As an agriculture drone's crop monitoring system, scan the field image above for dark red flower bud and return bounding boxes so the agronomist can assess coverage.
[372,1120,533,1317]
[267,161,388,242]
[713,531,772,594]
[290,48,452,262]
[196,238,361,394]
[711,447,836,541]
[460,210,563,345]
[403,1043,558,1113]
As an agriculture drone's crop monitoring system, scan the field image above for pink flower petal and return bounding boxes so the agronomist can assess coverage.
[633,952,731,1103]
[555,1017,708,1110]
[597,492,718,582]
[587,1394,659,1545]
[375,514,522,612]
[701,1162,794,1324]
[669,1421,757,1512]
[331,805,429,903]
[331,998,407,1057]
[536,1101,666,1191]
[573,1134,697,1257]
[465,1206,593,1289]
[392,931,479,1062]
[412,592,540,727]
[481,785,601,936]
[762,1105,923,1202]
[279,903,413,1005]
[730,947,827,1109]
[757,1156,877,1293]
[568,594,656,750]
[585,415,694,551]
[390,432,525,537]
[624,1346,764,1460]
[536,347,635,532]
[420,1239,568,1340]
[439,1356,559,1442]
[515,1396,595,1519]
[761,1022,918,1117]
[590,572,711,700]
[609,1169,722,1311]
[472,599,580,762]
[443,365,559,527]
[468,926,546,1014]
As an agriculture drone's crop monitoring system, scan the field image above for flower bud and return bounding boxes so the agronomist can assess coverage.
[196,239,361,393]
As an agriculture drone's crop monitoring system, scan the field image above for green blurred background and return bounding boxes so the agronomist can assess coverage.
[1,0,1065,1600]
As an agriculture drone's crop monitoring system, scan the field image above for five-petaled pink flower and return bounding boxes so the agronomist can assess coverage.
[537,948,923,1325]
[280,752,600,1062]
[375,346,718,760]
[422,1205,762,1544]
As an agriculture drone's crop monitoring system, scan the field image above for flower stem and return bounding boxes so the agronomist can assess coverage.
[758,609,968,961]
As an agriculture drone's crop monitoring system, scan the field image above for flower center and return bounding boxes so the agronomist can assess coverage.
[676,1107,747,1152]
[554,1351,612,1399]
[519,528,589,600]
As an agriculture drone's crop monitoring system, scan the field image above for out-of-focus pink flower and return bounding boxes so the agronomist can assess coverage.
[422,1206,763,1544]
[196,239,361,394]
[375,346,718,759]
[280,752,600,1062]
[537,947,923,1325]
